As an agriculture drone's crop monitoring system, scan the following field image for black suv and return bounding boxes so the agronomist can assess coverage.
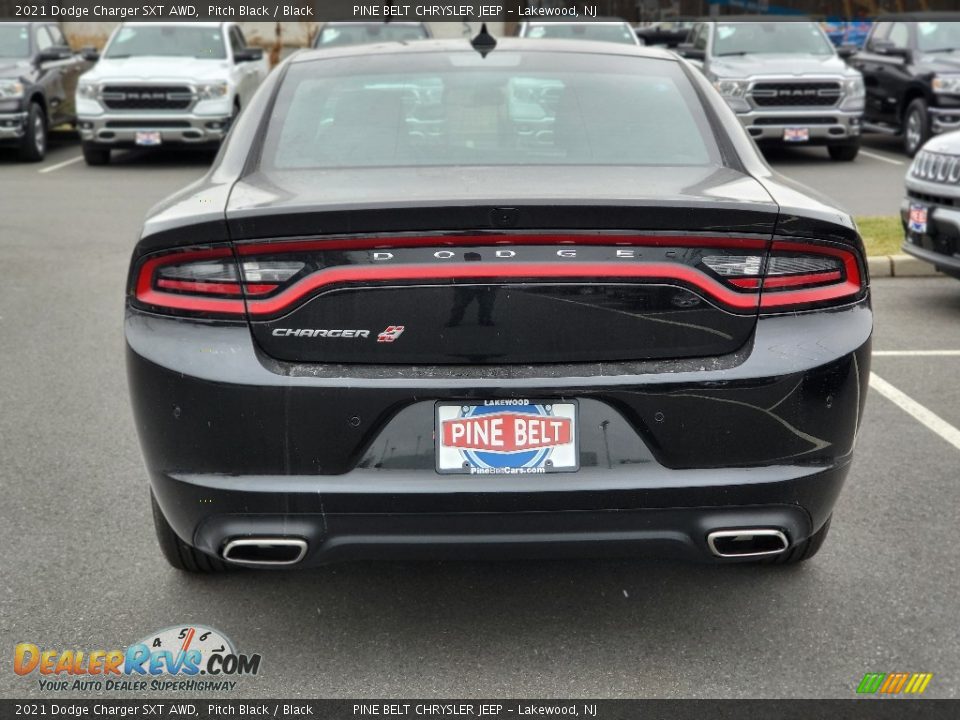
[850,13,960,156]
[0,22,89,161]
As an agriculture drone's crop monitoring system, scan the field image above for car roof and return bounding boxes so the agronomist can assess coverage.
[524,19,632,25]
[121,21,226,28]
[694,15,814,22]
[874,12,960,21]
[290,37,677,64]
[321,21,427,26]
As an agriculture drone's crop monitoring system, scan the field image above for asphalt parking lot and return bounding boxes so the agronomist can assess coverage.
[2,134,959,700]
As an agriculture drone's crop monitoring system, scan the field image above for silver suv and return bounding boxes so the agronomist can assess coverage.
[903,132,960,279]
[680,19,865,161]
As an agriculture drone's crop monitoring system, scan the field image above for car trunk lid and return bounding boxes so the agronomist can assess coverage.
[227,166,778,365]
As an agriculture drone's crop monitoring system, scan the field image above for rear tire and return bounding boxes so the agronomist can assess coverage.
[903,99,930,157]
[151,491,229,573]
[82,142,111,166]
[828,142,860,162]
[18,102,46,162]
[765,516,832,565]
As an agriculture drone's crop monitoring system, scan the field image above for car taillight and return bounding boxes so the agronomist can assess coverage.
[132,236,865,318]
[702,241,864,310]
[133,246,304,316]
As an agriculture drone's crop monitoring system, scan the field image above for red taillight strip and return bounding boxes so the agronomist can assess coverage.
[244,261,760,316]
[760,242,863,309]
[762,270,843,289]
[235,233,770,256]
[134,238,865,317]
[728,270,843,290]
[155,279,279,296]
[157,279,244,295]
[135,247,246,314]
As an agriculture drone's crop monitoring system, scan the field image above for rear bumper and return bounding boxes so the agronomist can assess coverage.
[127,300,872,566]
[154,464,845,566]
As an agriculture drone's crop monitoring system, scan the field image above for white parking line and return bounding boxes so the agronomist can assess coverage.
[860,150,905,166]
[874,350,960,357]
[38,155,83,174]
[870,372,960,452]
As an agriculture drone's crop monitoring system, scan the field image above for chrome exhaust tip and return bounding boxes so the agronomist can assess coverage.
[707,529,789,558]
[221,537,308,566]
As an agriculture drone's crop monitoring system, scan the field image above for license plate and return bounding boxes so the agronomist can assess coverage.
[783,127,810,143]
[908,204,928,234]
[435,400,578,475]
[135,131,162,146]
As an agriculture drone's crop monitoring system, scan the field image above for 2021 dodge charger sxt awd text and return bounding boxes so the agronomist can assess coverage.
[127,37,872,571]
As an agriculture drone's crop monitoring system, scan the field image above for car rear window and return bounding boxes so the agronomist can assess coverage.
[259,51,721,170]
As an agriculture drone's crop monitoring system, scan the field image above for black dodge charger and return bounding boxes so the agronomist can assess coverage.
[127,37,872,571]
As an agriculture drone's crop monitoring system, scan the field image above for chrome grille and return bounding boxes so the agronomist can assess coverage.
[750,81,841,107]
[911,150,960,184]
[101,85,194,111]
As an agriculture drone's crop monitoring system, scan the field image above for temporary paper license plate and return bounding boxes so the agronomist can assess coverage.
[135,131,162,146]
[908,204,928,234]
[435,400,578,475]
[783,127,810,143]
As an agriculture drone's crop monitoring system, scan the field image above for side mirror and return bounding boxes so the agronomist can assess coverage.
[837,44,858,59]
[870,39,910,59]
[80,46,100,62]
[234,47,263,63]
[37,45,72,63]
[677,43,705,60]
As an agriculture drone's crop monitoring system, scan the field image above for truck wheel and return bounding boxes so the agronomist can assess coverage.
[82,143,111,166]
[151,491,229,573]
[18,102,47,162]
[828,143,860,161]
[904,99,930,157]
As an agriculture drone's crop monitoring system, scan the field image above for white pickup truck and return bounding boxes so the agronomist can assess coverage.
[75,22,268,165]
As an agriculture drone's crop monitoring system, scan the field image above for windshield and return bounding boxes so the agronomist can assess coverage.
[105,25,226,59]
[714,22,835,56]
[917,22,960,52]
[525,23,637,46]
[0,25,30,58]
[261,52,719,171]
[316,24,428,48]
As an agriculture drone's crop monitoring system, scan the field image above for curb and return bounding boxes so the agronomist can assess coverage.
[868,254,943,279]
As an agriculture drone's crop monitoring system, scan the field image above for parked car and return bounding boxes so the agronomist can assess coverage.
[129,39,872,571]
[314,22,431,48]
[519,20,641,46]
[634,19,696,48]
[75,22,268,165]
[849,13,960,156]
[680,18,865,161]
[902,132,960,279]
[0,22,89,161]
